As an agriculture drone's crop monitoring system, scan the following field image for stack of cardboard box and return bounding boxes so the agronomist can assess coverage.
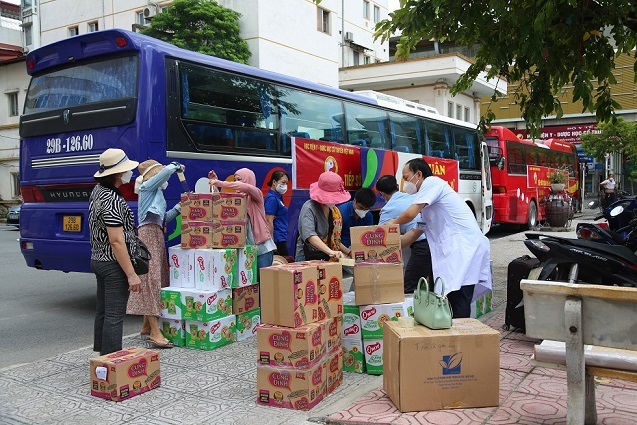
[256,261,344,410]
[158,192,260,350]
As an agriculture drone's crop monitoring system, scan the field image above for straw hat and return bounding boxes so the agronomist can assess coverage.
[309,172,351,205]
[272,255,289,266]
[93,148,139,178]
[138,159,163,182]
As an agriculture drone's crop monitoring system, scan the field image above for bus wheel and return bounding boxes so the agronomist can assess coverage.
[526,201,538,230]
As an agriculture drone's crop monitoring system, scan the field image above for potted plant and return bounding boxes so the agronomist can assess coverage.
[548,168,568,192]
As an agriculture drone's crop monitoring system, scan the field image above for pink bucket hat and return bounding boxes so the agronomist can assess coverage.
[309,172,351,205]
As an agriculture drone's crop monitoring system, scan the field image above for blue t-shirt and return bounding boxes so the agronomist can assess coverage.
[338,200,373,247]
[264,189,288,243]
[379,191,426,242]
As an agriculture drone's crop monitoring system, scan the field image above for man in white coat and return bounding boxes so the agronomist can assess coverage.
[387,158,492,318]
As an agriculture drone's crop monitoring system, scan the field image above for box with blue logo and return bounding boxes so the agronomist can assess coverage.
[383,319,499,412]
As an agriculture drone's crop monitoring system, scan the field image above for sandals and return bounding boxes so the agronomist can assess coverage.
[147,337,173,349]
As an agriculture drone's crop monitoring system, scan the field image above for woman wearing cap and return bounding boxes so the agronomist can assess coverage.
[208,168,276,277]
[265,170,291,256]
[295,171,351,261]
[89,148,141,355]
[126,159,183,348]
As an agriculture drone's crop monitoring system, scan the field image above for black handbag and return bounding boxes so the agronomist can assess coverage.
[301,209,334,261]
[129,235,152,275]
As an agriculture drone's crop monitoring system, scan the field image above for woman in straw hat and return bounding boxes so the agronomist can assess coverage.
[89,148,141,355]
[295,171,351,261]
[209,168,276,279]
[127,159,184,348]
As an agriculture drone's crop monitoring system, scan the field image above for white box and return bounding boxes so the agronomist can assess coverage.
[168,245,195,288]
[236,245,258,287]
[359,301,410,340]
[193,249,236,291]
[342,292,362,341]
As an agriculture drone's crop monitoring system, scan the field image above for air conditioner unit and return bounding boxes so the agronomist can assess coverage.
[345,32,354,42]
[143,6,157,19]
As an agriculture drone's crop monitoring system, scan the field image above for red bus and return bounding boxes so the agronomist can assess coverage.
[485,126,580,228]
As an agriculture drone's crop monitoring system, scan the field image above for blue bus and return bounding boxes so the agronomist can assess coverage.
[19,29,492,273]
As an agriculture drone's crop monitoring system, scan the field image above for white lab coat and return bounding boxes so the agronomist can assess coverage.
[412,176,492,301]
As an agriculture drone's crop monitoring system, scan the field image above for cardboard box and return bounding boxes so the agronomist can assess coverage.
[181,221,214,249]
[350,225,402,264]
[185,315,236,351]
[193,248,237,291]
[212,192,247,220]
[326,349,343,395]
[181,288,232,322]
[232,284,260,315]
[359,301,409,340]
[236,308,260,341]
[212,220,247,248]
[314,261,343,320]
[383,319,500,412]
[236,245,258,287]
[260,264,320,328]
[342,292,362,341]
[160,287,188,320]
[353,263,405,306]
[180,193,214,222]
[159,318,186,347]
[90,347,160,401]
[257,361,326,410]
[168,245,195,288]
[257,322,325,369]
[342,338,366,373]
[319,316,342,354]
[363,339,384,375]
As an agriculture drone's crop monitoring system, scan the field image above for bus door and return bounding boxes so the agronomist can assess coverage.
[480,142,493,234]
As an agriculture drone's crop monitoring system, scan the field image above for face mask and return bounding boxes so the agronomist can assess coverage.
[160,182,168,190]
[355,208,368,218]
[120,170,133,184]
[326,203,335,209]
[275,184,287,194]
[403,174,420,195]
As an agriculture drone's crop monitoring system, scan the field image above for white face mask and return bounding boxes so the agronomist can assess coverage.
[403,174,420,195]
[355,208,368,218]
[160,182,168,190]
[120,170,133,184]
[275,184,287,194]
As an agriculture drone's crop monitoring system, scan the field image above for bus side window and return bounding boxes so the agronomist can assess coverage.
[344,102,388,148]
[424,121,451,158]
[389,111,420,154]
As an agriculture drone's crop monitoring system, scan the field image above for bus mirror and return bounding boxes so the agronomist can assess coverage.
[497,156,505,170]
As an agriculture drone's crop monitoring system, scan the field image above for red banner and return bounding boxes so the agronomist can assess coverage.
[292,138,362,190]
[512,124,599,145]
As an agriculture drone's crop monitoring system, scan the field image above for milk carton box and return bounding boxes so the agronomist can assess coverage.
[236,308,260,341]
[159,318,186,347]
[193,248,237,290]
[359,301,409,340]
[168,245,195,288]
[363,339,384,375]
[342,292,362,341]
[236,245,258,287]
[160,287,188,320]
[342,338,366,373]
[185,315,236,351]
[181,288,232,322]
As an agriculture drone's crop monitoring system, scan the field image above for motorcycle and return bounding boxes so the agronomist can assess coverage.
[577,198,637,252]
[587,189,632,212]
[523,232,637,287]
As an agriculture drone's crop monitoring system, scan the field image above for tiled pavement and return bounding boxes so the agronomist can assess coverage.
[326,311,637,425]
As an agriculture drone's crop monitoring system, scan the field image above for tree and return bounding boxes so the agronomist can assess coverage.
[581,118,637,180]
[374,1,637,137]
[141,0,251,64]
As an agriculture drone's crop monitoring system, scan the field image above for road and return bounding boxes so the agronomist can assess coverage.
[0,225,142,369]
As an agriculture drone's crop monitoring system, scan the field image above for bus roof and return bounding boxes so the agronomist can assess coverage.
[26,29,379,107]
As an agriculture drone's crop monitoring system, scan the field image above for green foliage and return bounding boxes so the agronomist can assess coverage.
[547,167,568,184]
[141,0,251,64]
[581,119,637,180]
[375,0,637,138]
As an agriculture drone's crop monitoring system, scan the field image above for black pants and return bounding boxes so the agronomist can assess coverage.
[403,239,433,294]
[275,241,289,257]
[447,284,475,318]
[91,260,130,355]
[604,191,616,207]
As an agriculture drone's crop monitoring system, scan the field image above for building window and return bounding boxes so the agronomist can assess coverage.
[363,1,370,19]
[464,107,470,122]
[317,8,330,34]
[88,21,99,33]
[353,52,360,66]
[68,26,79,37]
[447,102,453,118]
[8,92,19,117]
[375,58,381,63]
[456,104,462,120]
[11,173,20,198]
[364,55,371,65]
[24,24,32,46]
[136,11,146,25]
[373,5,380,23]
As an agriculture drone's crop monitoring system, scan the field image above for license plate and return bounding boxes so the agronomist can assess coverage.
[63,215,82,232]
